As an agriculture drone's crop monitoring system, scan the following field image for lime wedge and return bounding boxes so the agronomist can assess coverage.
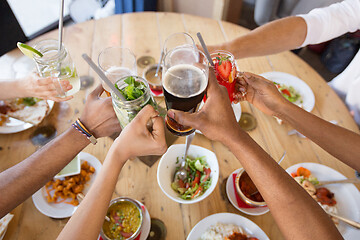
[17,42,43,58]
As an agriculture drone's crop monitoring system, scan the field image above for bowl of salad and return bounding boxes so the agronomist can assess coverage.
[157,144,219,204]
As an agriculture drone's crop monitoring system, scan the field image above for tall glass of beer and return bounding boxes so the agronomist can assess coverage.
[162,46,209,136]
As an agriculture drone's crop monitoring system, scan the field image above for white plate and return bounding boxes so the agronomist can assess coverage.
[0,100,54,134]
[286,163,360,239]
[196,102,241,134]
[226,168,269,216]
[186,212,269,240]
[260,71,315,112]
[32,152,102,218]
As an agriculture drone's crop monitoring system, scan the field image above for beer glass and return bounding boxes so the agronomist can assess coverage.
[162,46,209,136]
[98,47,137,93]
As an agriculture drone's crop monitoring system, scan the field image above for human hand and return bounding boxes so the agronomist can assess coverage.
[167,68,239,143]
[21,72,73,101]
[80,84,121,138]
[234,72,289,116]
[113,105,167,159]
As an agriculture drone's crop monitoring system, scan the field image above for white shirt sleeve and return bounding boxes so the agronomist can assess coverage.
[298,0,360,47]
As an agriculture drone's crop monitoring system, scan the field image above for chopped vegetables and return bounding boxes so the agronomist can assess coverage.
[274,82,302,103]
[171,156,212,200]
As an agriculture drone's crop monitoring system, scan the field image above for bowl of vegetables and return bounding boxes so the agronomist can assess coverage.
[157,144,219,204]
[100,197,143,240]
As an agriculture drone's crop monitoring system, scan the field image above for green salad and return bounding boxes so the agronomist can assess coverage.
[171,156,212,200]
[274,82,302,103]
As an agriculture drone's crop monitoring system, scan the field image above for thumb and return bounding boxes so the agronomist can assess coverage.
[167,109,198,129]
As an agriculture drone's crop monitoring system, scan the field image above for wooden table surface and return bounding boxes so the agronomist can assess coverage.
[1,12,359,240]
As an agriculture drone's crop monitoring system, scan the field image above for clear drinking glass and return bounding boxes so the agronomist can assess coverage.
[210,50,237,102]
[162,32,196,54]
[156,32,196,75]
[98,47,137,92]
[33,39,80,97]
[111,76,156,128]
[162,46,209,136]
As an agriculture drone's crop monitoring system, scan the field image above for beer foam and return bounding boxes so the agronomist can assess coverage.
[163,64,207,98]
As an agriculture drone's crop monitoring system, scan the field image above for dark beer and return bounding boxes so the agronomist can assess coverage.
[163,64,208,136]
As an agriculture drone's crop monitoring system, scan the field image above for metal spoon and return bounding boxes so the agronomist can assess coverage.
[317,178,360,186]
[173,132,195,182]
[196,32,214,67]
[154,50,163,78]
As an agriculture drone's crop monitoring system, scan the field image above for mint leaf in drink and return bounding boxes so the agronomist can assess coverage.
[116,76,146,101]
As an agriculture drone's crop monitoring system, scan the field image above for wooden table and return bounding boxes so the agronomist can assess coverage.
[1,12,359,240]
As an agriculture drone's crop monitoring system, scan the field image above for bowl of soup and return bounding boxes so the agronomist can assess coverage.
[235,169,266,207]
[143,64,162,91]
[101,197,143,240]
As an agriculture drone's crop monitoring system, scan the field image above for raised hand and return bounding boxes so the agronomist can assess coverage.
[113,104,167,159]
[80,84,121,138]
[234,72,289,116]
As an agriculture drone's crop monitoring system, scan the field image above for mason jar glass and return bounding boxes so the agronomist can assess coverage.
[111,76,156,128]
[210,50,237,102]
[33,39,80,97]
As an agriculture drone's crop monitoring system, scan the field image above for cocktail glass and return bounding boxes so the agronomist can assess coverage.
[33,39,80,97]
[98,47,137,93]
[111,76,156,128]
[210,50,237,102]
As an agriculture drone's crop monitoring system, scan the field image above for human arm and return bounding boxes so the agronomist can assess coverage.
[236,72,360,172]
[206,0,360,59]
[0,85,120,218]
[57,105,167,240]
[167,70,342,240]
[0,72,73,101]
[206,16,307,59]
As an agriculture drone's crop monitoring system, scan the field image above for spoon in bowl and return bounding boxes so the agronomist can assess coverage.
[173,132,196,182]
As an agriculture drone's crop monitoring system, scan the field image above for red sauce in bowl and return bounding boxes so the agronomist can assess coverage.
[239,171,264,202]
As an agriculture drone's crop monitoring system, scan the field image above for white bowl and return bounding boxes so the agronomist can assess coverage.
[157,144,219,204]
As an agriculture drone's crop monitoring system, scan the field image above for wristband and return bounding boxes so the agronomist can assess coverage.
[72,118,97,145]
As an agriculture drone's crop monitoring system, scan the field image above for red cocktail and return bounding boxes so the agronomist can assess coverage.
[211,51,237,102]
